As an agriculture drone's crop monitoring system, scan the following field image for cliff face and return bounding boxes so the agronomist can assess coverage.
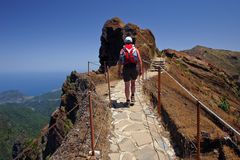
[13,70,111,159]
[98,17,159,72]
[12,71,96,159]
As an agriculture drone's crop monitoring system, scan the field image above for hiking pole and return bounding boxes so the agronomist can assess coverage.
[197,101,201,160]
[157,67,161,115]
[88,91,95,157]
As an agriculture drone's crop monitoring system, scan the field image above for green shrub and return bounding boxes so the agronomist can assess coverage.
[218,97,230,112]
[64,119,73,135]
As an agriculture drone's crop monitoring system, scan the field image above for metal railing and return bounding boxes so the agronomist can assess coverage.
[142,59,240,159]
[13,61,112,160]
[13,58,240,159]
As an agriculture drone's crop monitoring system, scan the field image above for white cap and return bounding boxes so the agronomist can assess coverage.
[124,36,133,43]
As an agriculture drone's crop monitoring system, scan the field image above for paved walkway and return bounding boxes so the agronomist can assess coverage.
[108,78,176,160]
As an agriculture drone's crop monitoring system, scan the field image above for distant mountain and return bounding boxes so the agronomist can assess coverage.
[183,45,240,77]
[0,89,61,159]
[23,90,61,116]
[0,90,26,104]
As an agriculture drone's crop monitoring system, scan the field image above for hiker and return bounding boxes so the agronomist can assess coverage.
[118,36,142,106]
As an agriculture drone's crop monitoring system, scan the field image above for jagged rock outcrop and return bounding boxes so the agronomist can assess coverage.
[98,17,159,72]
[12,141,22,158]
[13,70,112,160]
[12,71,96,159]
[43,71,94,158]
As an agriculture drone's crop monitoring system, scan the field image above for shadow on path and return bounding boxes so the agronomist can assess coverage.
[111,100,129,109]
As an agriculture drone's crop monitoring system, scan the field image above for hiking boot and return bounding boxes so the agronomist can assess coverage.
[131,95,135,103]
[125,100,130,107]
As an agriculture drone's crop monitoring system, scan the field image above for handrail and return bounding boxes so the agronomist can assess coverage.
[142,58,240,137]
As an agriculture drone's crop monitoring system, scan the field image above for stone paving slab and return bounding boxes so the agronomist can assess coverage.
[123,123,146,132]
[108,79,176,160]
[129,112,144,122]
[114,119,132,131]
[109,153,120,160]
[118,138,137,152]
[134,145,158,160]
[131,131,152,147]
[113,112,128,120]
[110,144,119,152]
[121,152,135,160]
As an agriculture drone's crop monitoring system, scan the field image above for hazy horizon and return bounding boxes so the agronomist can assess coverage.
[0,72,69,96]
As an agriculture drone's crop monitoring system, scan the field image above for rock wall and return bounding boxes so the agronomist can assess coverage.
[12,71,95,159]
[43,71,94,158]
[98,17,159,72]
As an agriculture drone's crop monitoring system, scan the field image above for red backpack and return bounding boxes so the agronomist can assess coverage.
[121,44,139,65]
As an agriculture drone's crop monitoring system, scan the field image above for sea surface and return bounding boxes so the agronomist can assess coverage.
[0,72,78,96]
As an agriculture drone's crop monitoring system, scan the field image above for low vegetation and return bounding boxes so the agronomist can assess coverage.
[218,97,230,112]
[0,90,61,159]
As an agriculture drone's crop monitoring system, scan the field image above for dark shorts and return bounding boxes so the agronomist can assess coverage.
[122,64,139,82]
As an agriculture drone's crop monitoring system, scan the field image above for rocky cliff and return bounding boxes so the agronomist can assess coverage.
[12,71,111,159]
[98,17,159,72]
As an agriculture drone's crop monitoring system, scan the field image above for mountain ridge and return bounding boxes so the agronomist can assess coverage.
[183,45,240,77]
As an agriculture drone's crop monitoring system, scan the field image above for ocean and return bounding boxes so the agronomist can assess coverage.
[0,72,76,96]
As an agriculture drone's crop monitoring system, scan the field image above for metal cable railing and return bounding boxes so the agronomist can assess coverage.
[13,57,240,159]
[142,58,240,159]
[13,91,90,160]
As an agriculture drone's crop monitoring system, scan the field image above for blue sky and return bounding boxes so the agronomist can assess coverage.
[0,0,240,73]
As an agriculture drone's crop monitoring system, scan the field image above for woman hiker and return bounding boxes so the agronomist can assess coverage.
[118,36,143,106]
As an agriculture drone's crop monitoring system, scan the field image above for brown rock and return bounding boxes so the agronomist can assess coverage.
[98,17,158,73]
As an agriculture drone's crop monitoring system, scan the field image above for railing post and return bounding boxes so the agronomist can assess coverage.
[89,91,95,156]
[158,67,161,115]
[88,61,90,76]
[142,63,145,81]
[197,101,201,160]
[107,66,111,107]
[145,65,148,79]
[104,61,107,82]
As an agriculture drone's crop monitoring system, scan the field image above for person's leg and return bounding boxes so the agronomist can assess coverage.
[124,81,130,101]
[130,80,136,96]
[130,66,138,102]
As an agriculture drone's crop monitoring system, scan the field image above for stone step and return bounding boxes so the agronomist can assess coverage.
[152,64,165,67]
[152,61,165,64]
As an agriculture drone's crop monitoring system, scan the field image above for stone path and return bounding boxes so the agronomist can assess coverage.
[108,78,176,160]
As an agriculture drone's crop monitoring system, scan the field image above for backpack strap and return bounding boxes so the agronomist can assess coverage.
[122,44,138,65]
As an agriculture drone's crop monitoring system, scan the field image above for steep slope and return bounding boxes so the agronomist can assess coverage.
[0,90,61,160]
[144,48,240,159]
[0,104,48,160]
[184,45,240,77]
[12,71,112,160]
